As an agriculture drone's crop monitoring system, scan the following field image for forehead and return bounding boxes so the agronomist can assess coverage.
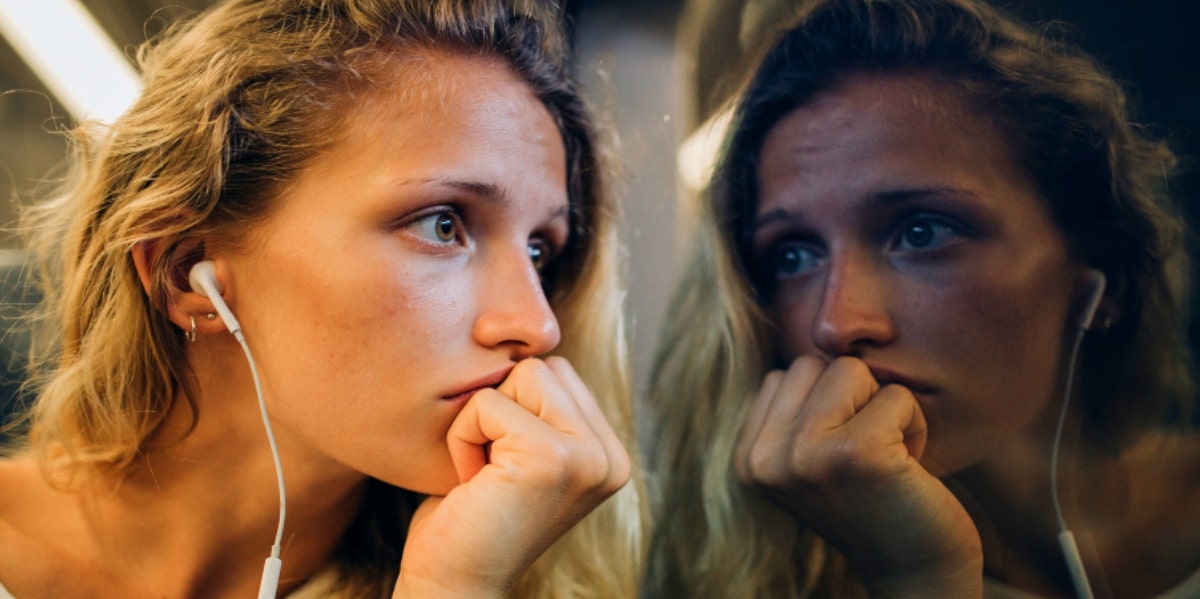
[761,71,1003,170]
[305,48,564,174]
[250,49,568,226]
[755,71,1037,219]
[343,49,539,133]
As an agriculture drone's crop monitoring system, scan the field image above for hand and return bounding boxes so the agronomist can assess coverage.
[393,357,631,599]
[735,356,982,598]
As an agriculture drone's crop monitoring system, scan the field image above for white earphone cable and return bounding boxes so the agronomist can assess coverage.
[1047,271,1103,599]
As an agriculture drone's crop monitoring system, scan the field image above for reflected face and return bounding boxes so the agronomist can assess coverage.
[750,73,1084,475]
[222,53,569,494]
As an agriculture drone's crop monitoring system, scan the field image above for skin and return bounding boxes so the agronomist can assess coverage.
[735,71,1093,596]
[0,52,629,599]
[736,71,1200,598]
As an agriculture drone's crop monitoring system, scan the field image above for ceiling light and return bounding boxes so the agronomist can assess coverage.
[0,0,141,123]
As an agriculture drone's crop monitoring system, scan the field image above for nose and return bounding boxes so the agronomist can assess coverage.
[472,245,561,359]
[810,251,896,357]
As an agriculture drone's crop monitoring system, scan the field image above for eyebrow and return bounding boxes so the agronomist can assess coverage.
[412,177,512,208]
[398,176,570,220]
[752,185,981,231]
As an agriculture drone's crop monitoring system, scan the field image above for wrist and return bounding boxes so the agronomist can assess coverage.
[860,551,984,599]
[393,574,510,599]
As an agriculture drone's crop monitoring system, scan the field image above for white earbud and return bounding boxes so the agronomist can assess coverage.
[1048,266,1107,599]
[186,259,284,598]
[188,260,243,338]
[1077,268,1107,330]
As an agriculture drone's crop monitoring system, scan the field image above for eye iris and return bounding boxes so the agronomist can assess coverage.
[435,215,456,242]
[529,244,545,269]
[777,247,801,274]
[905,222,934,248]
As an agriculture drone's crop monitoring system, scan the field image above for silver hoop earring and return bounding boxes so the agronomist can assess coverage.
[186,315,197,343]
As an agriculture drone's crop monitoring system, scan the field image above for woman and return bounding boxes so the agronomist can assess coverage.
[0,0,643,597]
[645,0,1199,597]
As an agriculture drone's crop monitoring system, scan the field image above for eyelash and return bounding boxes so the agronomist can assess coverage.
[889,213,966,253]
[753,212,968,282]
[402,205,565,276]
[406,206,467,247]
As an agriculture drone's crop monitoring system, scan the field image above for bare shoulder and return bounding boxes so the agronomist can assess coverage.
[0,454,45,538]
[0,454,40,524]
[1122,431,1200,568]
[0,455,68,595]
[1124,431,1200,492]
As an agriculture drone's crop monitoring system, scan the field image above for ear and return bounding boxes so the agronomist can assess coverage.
[131,239,230,338]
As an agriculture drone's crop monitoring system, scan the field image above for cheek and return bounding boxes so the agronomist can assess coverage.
[252,256,478,423]
[302,255,476,356]
[331,269,473,353]
[917,277,1072,444]
[773,296,818,360]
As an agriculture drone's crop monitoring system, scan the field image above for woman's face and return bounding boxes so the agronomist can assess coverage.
[218,53,570,495]
[750,73,1086,475]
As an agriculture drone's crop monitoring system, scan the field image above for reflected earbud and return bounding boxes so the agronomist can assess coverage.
[1049,266,1107,599]
[188,260,242,338]
[1077,268,1107,330]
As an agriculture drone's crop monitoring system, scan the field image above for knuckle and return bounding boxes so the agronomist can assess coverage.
[759,369,783,390]
[527,436,610,490]
[878,382,914,400]
[605,447,632,490]
[745,444,782,484]
[509,357,546,379]
[542,355,569,370]
[827,355,869,379]
[525,440,573,487]
[791,355,826,375]
[812,435,882,485]
[572,441,615,489]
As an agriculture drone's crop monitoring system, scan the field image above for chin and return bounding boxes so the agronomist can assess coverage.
[369,460,461,497]
[921,458,952,478]
[918,443,965,478]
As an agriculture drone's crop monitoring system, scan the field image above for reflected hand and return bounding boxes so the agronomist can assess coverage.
[735,356,982,598]
[393,357,630,599]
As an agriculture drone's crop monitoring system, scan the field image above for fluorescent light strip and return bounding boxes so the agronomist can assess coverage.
[0,0,141,123]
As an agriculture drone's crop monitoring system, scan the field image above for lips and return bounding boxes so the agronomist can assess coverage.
[867,365,936,395]
[440,365,515,402]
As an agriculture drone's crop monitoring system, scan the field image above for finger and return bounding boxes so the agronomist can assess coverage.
[797,356,881,433]
[542,356,613,439]
[845,384,928,465]
[736,356,825,480]
[734,368,785,479]
[495,358,590,435]
[542,357,631,485]
[766,356,829,429]
[447,388,547,483]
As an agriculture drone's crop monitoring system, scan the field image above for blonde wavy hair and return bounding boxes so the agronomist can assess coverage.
[644,0,1194,596]
[14,0,643,596]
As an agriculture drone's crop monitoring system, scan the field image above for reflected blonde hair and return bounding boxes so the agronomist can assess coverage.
[17,0,643,596]
[645,0,1193,596]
